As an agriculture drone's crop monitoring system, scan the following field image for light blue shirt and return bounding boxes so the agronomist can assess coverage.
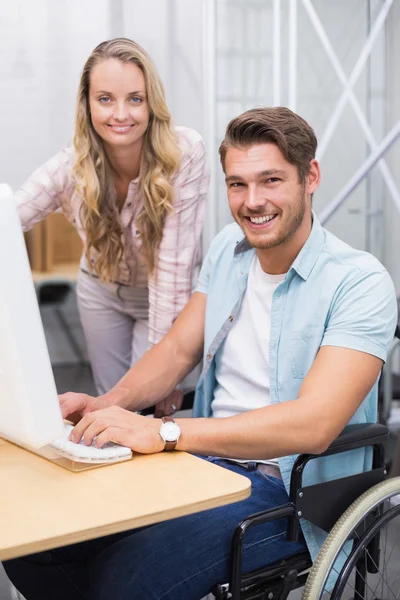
[193,215,397,561]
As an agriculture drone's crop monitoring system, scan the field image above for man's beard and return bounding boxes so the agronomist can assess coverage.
[237,186,307,250]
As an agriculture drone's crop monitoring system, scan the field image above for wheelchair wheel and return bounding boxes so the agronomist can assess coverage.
[302,477,400,599]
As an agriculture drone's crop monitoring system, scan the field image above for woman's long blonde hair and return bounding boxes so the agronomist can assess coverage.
[73,38,181,280]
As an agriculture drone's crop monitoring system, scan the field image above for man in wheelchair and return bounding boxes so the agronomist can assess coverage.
[4,107,398,600]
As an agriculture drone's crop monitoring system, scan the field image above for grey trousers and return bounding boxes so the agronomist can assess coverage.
[76,270,149,395]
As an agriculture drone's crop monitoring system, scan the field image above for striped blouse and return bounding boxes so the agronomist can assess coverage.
[16,126,209,345]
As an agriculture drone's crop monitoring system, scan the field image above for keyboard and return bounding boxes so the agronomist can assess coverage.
[48,423,133,464]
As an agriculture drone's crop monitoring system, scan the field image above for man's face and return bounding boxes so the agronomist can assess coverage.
[225,144,316,251]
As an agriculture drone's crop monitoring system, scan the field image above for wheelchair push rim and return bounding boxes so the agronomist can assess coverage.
[302,477,400,599]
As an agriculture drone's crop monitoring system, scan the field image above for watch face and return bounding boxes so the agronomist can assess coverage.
[161,421,180,442]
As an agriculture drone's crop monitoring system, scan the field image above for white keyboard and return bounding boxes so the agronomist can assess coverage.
[48,423,133,464]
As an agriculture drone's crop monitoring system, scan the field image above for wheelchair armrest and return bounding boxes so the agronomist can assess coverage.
[291,423,388,492]
[319,423,389,458]
[286,423,389,541]
[232,425,388,534]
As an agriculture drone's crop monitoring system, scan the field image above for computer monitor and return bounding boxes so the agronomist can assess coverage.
[0,184,64,448]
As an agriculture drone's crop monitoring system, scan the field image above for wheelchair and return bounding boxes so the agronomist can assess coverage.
[211,422,400,599]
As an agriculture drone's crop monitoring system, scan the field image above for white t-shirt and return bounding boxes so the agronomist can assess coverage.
[211,255,286,463]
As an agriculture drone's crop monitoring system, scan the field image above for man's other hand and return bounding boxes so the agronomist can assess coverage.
[59,392,103,422]
[59,386,132,422]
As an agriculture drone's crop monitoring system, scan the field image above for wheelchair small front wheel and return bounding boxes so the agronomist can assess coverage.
[302,477,400,599]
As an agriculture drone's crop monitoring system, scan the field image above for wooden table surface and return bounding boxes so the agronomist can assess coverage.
[0,438,251,561]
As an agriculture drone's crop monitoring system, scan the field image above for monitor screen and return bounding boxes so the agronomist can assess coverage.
[0,184,63,448]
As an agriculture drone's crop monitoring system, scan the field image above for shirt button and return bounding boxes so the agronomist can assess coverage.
[228,315,233,322]
[135,230,140,236]
[206,353,212,360]
[127,202,132,207]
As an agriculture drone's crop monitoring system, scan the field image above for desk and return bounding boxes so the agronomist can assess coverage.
[31,262,79,284]
[0,439,251,561]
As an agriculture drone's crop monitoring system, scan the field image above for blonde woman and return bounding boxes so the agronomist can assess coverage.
[16,38,209,416]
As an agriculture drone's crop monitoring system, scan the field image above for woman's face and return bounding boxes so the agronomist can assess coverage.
[89,58,150,151]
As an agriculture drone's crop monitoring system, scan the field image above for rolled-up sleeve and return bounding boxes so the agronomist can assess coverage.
[195,246,213,295]
[321,268,398,361]
[15,147,74,231]
[148,136,210,345]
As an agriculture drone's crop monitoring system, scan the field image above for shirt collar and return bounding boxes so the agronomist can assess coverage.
[233,211,325,281]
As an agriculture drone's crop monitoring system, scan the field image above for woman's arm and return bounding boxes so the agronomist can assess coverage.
[16,147,75,231]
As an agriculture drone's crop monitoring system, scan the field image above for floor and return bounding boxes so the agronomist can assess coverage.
[2,292,400,599]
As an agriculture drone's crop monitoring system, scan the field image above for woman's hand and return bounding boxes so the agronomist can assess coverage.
[68,406,165,454]
[153,389,184,418]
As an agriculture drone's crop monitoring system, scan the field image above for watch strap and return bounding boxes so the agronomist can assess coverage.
[162,416,178,451]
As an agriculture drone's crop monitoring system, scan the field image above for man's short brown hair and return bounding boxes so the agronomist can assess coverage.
[219,107,318,182]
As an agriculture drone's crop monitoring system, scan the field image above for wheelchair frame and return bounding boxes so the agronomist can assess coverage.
[212,422,391,600]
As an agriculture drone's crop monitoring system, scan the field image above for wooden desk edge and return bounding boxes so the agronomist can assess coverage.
[0,481,251,562]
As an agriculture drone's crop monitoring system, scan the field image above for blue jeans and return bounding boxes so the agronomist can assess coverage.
[3,458,307,600]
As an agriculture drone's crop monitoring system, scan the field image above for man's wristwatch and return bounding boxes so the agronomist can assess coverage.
[159,417,181,451]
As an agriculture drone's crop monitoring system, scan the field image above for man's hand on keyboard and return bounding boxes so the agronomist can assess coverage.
[67,406,165,454]
[59,392,105,422]
[59,387,132,422]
